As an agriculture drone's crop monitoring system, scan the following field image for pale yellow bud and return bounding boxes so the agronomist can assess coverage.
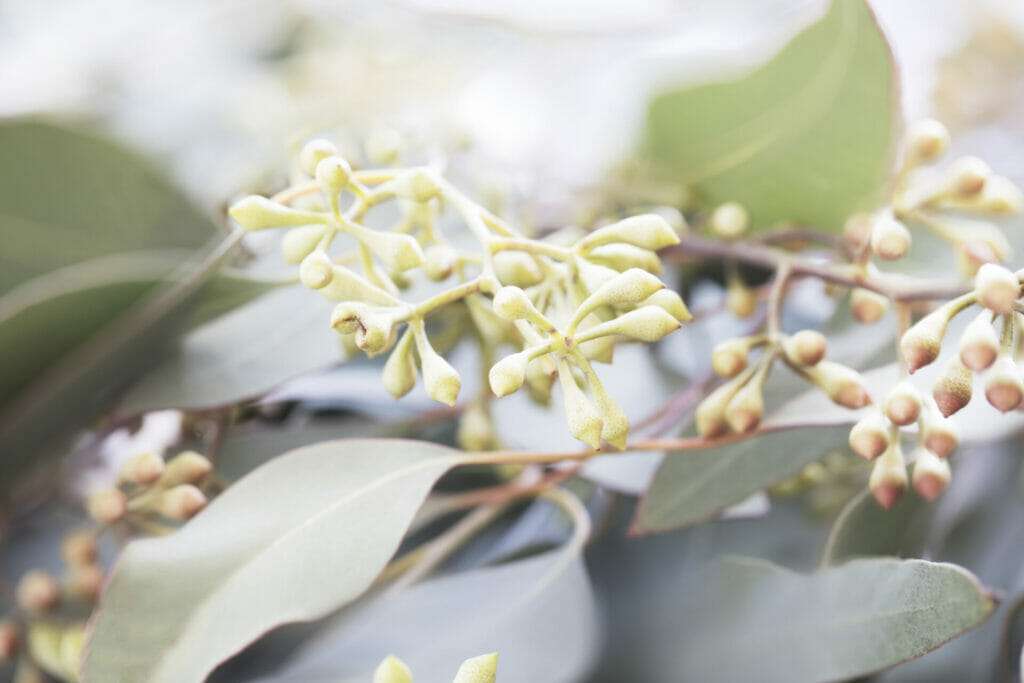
[228,196,326,231]
[330,304,397,356]
[959,311,999,371]
[642,289,692,322]
[904,119,949,164]
[575,268,664,322]
[0,620,19,662]
[557,361,603,449]
[696,369,753,438]
[365,127,402,166]
[299,252,396,306]
[281,225,326,264]
[921,412,958,458]
[493,251,543,287]
[578,214,680,252]
[66,564,104,602]
[974,263,1019,314]
[419,341,461,407]
[373,655,413,683]
[492,287,547,326]
[298,138,338,176]
[870,214,911,261]
[783,330,826,367]
[457,402,496,451]
[869,443,907,510]
[900,305,956,374]
[489,351,529,397]
[984,356,1024,412]
[359,229,424,273]
[932,356,973,417]
[157,484,208,521]
[947,156,991,197]
[61,530,98,568]
[851,288,889,324]
[725,373,765,433]
[452,653,499,683]
[160,451,213,488]
[315,156,353,205]
[709,202,749,239]
[978,175,1023,214]
[911,448,951,501]
[712,338,750,378]
[843,213,874,254]
[391,169,441,202]
[583,367,629,449]
[585,244,663,274]
[119,452,164,486]
[806,361,871,408]
[382,331,417,399]
[848,411,890,460]
[16,571,60,614]
[883,381,922,426]
[525,356,555,405]
[585,306,681,343]
[87,489,127,524]
[423,244,457,281]
[726,274,757,318]
[466,294,513,346]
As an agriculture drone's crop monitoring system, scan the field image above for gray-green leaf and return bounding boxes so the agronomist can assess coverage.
[645,0,898,232]
[822,488,932,566]
[81,439,468,683]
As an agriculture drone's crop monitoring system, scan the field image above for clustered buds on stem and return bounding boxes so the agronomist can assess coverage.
[230,138,691,448]
[374,653,498,683]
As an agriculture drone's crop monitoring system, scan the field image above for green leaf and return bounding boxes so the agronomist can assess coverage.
[81,439,468,683]
[645,0,898,231]
[822,488,933,566]
[632,424,851,534]
[259,488,599,682]
[115,285,341,415]
[676,556,996,682]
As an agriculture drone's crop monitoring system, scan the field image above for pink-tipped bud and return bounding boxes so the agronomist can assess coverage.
[984,356,1024,412]
[711,338,749,378]
[851,288,889,324]
[974,263,1020,315]
[932,357,973,417]
[900,306,954,373]
[848,412,890,460]
[959,311,999,371]
[724,375,766,434]
[921,413,959,458]
[783,330,827,367]
[61,530,98,568]
[808,361,871,408]
[157,485,208,521]
[870,215,911,261]
[869,444,908,510]
[905,119,950,164]
[119,452,165,486]
[0,620,19,662]
[696,371,752,438]
[16,570,60,614]
[160,451,213,488]
[948,156,991,197]
[67,564,105,602]
[911,448,951,501]
[87,489,127,525]
[883,381,922,426]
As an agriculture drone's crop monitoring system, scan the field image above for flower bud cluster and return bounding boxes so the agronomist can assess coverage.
[698,329,869,438]
[230,137,690,447]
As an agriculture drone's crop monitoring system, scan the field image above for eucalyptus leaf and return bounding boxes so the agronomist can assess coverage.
[257,489,598,683]
[81,439,469,683]
[676,556,996,682]
[645,0,898,231]
[633,424,851,534]
[822,488,932,566]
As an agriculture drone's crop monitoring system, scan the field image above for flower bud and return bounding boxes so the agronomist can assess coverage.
[585,244,663,274]
[489,351,530,397]
[373,655,413,683]
[806,361,871,408]
[557,361,603,449]
[525,355,555,405]
[492,286,549,328]
[330,304,397,356]
[160,451,213,488]
[900,305,956,373]
[870,214,911,261]
[457,402,496,451]
[87,489,127,524]
[228,196,326,231]
[16,571,60,614]
[848,411,890,460]
[921,412,958,458]
[911,448,951,501]
[932,357,973,417]
[578,214,680,252]
[0,620,19,662]
[979,175,1023,214]
[783,330,827,367]
[726,273,757,318]
[423,244,457,281]
[119,452,165,487]
[725,372,766,434]
[60,531,98,568]
[157,484,208,521]
[359,229,424,273]
[315,156,353,206]
[974,262,1019,314]
[453,653,499,683]
[947,156,991,196]
[418,341,461,407]
[589,306,682,343]
[494,251,543,287]
[66,564,104,602]
[709,202,749,239]
[281,225,325,264]
[712,338,750,378]
[299,252,396,306]
[984,356,1024,412]
[959,311,999,371]
[365,127,402,166]
[382,331,417,399]
[299,138,338,176]
[904,119,949,164]
[842,213,874,254]
[642,289,692,322]
[391,169,441,202]
[696,370,753,438]
[883,381,922,426]
[577,259,619,293]
[869,443,907,510]
[851,288,889,324]
[580,268,664,314]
